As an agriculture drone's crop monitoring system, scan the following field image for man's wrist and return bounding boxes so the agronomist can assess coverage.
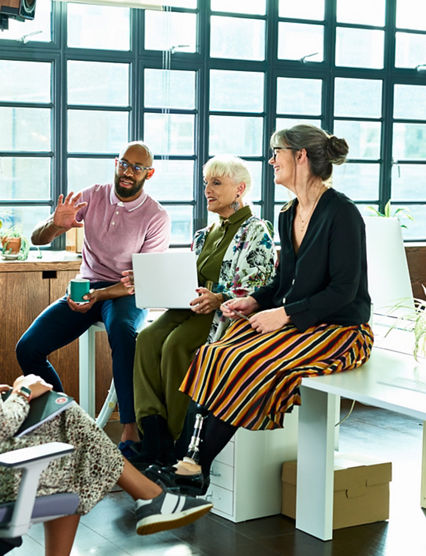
[50,218,68,233]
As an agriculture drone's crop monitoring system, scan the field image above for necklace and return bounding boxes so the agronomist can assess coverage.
[296,186,326,233]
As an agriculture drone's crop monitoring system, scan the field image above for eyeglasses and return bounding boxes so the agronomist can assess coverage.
[271,146,297,161]
[116,158,153,175]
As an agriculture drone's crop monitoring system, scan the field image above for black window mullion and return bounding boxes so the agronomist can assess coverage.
[194,1,209,232]
[131,7,142,141]
[262,0,279,223]
[379,0,397,213]
[51,0,67,250]
[323,0,336,134]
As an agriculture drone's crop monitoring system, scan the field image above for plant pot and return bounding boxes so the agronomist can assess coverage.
[2,236,22,255]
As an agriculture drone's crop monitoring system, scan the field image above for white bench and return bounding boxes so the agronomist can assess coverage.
[295,346,426,540]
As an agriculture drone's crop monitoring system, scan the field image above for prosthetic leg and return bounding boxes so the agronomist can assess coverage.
[183,413,206,465]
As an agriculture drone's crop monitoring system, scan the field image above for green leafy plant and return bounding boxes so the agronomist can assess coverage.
[1,225,30,261]
[389,285,426,361]
[367,200,414,229]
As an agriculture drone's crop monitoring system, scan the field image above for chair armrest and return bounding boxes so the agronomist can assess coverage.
[0,442,74,469]
[0,443,74,538]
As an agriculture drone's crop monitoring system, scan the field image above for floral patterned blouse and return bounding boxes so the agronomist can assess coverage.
[193,214,277,342]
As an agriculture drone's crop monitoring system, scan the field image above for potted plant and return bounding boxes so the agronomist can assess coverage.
[390,285,426,362]
[412,293,426,361]
[367,200,413,228]
[1,225,30,261]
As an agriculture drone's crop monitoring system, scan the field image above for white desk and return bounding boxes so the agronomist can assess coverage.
[296,347,426,541]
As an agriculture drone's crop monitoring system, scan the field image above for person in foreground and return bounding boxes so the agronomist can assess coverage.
[16,141,170,449]
[145,124,374,495]
[123,155,276,467]
[0,374,212,556]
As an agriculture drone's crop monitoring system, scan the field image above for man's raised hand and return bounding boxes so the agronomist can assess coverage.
[53,192,87,231]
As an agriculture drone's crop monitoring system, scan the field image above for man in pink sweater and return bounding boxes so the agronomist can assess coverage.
[16,141,170,450]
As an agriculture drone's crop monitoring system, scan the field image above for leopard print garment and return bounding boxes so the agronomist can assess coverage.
[0,395,124,515]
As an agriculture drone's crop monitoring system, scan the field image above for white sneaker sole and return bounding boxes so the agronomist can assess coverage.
[136,503,213,535]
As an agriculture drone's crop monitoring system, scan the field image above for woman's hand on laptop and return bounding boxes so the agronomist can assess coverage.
[190,287,223,314]
[121,270,135,294]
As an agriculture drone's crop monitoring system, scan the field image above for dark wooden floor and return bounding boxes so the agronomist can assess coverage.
[13,400,426,555]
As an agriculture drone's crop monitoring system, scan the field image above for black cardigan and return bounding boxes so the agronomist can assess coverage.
[252,188,371,332]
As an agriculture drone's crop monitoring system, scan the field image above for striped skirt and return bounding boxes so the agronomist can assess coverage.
[180,320,374,431]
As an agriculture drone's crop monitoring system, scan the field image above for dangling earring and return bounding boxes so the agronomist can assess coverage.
[230,194,240,213]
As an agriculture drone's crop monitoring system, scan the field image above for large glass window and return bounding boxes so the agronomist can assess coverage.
[210,70,264,112]
[145,11,196,52]
[0,56,52,232]
[337,0,385,26]
[212,0,266,15]
[68,62,129,107]
[276,78,322,116]
[0,0,425,245]
[333,78,383,204]
[396,0,426,31]
[210,16,265,60]
[278,23,324,62]
[392,82,426,222]
[67,4,130,50]
[279,0,324,21]
[145,69,196,110]
[335,28,384,69]
[143,66,197,236]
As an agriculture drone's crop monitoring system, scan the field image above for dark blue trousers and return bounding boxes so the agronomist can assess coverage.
[16,281,147,424]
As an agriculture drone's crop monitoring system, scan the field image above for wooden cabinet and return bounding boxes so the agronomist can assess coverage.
[0,253,112,410]
[405,244,426,300]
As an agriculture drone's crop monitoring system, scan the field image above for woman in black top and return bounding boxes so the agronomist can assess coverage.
[145,124,374,496]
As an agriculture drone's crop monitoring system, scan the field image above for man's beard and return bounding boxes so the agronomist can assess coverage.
[114,174,146,199]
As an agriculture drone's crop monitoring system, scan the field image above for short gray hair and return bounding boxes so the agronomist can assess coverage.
[203,155,252,196]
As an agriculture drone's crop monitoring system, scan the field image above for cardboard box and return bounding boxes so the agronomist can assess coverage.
[281,454,392,529]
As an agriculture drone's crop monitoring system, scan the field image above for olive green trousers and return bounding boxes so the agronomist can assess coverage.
[133,309,214,439]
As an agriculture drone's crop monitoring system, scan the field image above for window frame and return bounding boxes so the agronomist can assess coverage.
[0,0,425,246]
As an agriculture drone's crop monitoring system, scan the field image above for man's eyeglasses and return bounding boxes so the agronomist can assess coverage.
[116,158,153,175]
[271,146,297,161]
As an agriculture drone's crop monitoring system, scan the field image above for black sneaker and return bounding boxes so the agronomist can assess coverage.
[135,490,212,535]
[144,464,210,496]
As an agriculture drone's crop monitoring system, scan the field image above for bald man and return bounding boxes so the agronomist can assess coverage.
[16,142,170,449]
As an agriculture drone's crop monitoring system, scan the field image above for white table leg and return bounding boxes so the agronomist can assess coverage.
[422,421,426,509]
[334,394,340,450]
[296,386,337,541]
[78,326,96,417]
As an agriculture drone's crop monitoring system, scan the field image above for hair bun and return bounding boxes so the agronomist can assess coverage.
[326,135,349,165]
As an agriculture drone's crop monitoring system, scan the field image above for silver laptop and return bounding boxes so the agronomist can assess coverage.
[132,251,198,309]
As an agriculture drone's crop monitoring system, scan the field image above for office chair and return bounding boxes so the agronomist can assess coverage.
[0,442,79,555]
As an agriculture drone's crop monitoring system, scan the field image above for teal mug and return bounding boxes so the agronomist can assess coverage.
[69,278,90,303]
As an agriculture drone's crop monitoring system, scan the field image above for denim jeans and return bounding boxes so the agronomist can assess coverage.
[16,281,147,423]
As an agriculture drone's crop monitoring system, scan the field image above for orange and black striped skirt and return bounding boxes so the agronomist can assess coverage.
[180,320,374,431]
